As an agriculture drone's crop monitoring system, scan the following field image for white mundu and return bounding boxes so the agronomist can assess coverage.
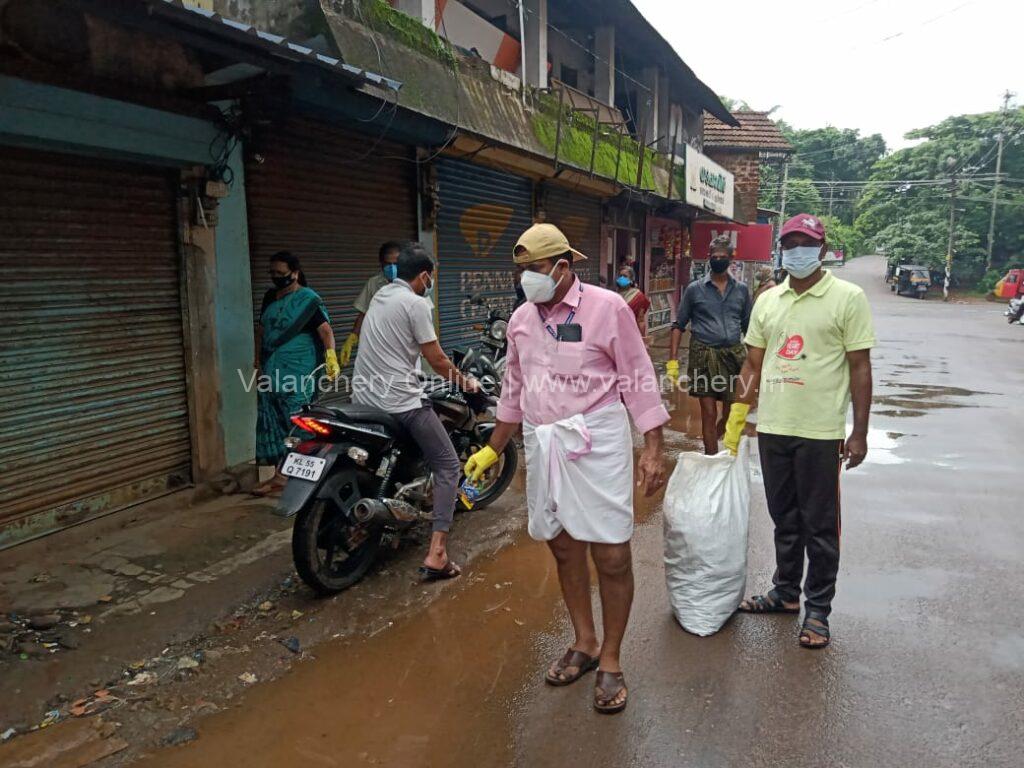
[523,401,634,544]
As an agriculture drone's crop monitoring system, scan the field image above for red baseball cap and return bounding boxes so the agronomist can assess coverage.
[780,213,826,242]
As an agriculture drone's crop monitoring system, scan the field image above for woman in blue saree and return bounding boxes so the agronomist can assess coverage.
[253,252,340,495]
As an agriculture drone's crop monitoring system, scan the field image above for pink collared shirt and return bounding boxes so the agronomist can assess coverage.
[496,277,669,434]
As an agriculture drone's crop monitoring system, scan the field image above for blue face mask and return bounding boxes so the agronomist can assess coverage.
[781,245,822,279]
[383,264,398,282]
[615,275,632,289]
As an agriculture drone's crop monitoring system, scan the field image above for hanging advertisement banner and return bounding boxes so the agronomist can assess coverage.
[690,221,774,288]
[690,221,773,262]
[684,146,734,219]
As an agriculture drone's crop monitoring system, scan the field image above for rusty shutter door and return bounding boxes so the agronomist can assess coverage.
[245,118,417,370]
[542,187,603,286]
[0,147,191,548]
[435,158,533,352]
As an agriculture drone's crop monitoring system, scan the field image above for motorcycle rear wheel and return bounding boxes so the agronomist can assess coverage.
[293,493,380,595]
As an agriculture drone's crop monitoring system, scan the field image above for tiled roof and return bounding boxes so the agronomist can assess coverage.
[703,110,793,152]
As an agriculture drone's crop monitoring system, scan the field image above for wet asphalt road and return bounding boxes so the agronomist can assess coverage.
[138,256,1024,768]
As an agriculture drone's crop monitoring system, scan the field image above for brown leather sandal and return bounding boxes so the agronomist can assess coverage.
[544,648,599,687]
[594,670,628,714]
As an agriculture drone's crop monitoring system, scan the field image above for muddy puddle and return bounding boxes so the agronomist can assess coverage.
[137,456,669,768]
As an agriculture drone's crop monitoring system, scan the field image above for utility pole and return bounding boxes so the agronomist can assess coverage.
[827,177,836,218]
[776,161,790,267]
[985,89,1014,270]
[945,161,957,302]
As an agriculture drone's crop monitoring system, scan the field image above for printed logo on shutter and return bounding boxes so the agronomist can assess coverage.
[460,204,514,259]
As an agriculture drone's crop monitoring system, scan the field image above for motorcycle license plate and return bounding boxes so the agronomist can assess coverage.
[281,453,326,482]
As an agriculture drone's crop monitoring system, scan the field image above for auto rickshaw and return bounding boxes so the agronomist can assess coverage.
[890,264,931,299]
[994,268,1024,300]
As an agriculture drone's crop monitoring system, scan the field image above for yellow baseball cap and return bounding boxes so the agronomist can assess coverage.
[513,223,588,265]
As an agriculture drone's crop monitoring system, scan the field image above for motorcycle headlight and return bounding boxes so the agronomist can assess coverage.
[489,320,508,342]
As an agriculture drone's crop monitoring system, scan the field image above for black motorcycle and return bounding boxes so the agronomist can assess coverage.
[278,378,518,595]
[451,294,510,395]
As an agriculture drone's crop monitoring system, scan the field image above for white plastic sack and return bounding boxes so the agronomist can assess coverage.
[663,438,751,636]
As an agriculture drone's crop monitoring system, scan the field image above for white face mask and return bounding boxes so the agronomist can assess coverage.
[521,260,566,303]
[782,245,822,279]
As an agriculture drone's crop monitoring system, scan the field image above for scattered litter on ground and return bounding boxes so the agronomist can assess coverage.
[290,610,304,620]
[176,656,200,671]
[28,614,61,631]
[126,672,158,687]
[279,636,301,654]
[161,726,198,747]
[39,709,61,728]
[257,601,274,612]
[1,728,16,741]
[69,690,120,718]
[238,672,257,685]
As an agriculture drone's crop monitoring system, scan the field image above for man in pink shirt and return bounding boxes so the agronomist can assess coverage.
[464,223,668,715]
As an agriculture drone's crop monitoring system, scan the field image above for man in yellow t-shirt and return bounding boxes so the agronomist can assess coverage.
[723,213,875,650]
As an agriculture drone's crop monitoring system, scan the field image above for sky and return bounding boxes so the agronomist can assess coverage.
[632,0,1024,149]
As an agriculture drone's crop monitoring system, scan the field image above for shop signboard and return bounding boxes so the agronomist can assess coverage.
[684,146,734,219]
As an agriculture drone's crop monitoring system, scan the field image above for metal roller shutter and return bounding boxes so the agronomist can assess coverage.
[245,119,417,358]
[436,158,533,352]
[0,147,191,547]
[541,187,603,286]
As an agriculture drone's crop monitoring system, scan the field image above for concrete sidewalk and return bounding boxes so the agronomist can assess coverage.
[0,488,291,728]
[0,462,530,760]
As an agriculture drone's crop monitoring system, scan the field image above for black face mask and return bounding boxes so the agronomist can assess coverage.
[709,258,731,274]
[271,273,295,289]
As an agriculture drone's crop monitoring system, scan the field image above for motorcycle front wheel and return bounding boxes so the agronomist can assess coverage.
[292,476,381,595]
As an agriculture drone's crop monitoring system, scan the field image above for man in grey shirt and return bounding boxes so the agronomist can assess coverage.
[352,242,479,580]
[667,236,752,454]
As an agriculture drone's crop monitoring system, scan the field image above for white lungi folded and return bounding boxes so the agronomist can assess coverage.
[523,401,634,544]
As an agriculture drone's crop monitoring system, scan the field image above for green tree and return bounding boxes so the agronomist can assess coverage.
[855,107,1024,284]
[760,124,887,225]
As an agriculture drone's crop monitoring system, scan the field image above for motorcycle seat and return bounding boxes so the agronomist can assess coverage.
[324,403,405,437]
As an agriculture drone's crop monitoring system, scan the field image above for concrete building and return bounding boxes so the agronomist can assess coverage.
[0,0,741,547]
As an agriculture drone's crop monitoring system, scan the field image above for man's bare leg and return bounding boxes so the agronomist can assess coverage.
[590,541,633,673]
[699,396,719,455]
[423,531,459,574]
[547,531,599,660]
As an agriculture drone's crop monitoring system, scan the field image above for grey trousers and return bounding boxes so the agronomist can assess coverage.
[394,405,461,533]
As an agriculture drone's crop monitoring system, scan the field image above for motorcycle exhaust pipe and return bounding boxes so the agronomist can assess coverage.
[351,498,428,526]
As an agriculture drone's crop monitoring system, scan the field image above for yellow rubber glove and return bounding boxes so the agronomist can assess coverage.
[665,359,680,384]
[324,348,341,380]
[464,445,499,483]
[339,332,358,368]
[723,402,750,456]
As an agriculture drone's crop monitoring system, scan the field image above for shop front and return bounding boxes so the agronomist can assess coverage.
[538,185,603,286]
[644,216,690,332]
[434,157,534,352]
[245,118,419,378]
[601,203,646,290]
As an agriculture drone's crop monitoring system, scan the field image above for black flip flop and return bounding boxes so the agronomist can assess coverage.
[738,592,800,614]
[418,560,462,582]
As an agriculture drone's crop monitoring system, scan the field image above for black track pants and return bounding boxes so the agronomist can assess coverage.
[757,433,843,617]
